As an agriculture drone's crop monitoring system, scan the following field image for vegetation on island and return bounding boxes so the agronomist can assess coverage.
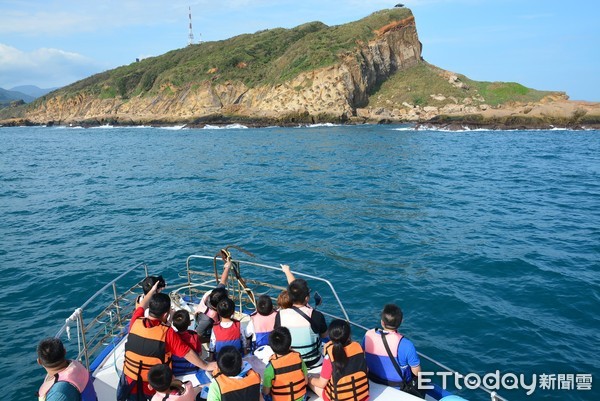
[34,8,412,104]
[3,7,596,129]
[367,63,555,108]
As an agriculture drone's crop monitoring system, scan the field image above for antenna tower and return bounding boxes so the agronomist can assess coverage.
[188,6,194,46]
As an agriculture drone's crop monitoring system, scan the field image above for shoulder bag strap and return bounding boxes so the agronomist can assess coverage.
[290,306,319,334]
[380,332,406,381]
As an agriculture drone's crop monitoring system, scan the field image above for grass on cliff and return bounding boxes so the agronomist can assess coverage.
[368,63,558,108]
[43,8,411,103]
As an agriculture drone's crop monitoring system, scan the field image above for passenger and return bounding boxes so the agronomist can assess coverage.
[171,310,203,376]
[118,281,216,401]
[362,304,422,396]
[210,297,246,358]
[37,337,97,401]
[245,294,277,352]
[148,364,196,401]
[195,257,232,341]
[276,290,292,310]
[274,266,327,368]
[308,319,369,401]
[262,327,308,401]
[207,346,263,401]
[135,275,166,308]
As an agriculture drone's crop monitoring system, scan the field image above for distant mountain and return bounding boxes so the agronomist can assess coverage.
[0,87,35,104]
[10,85,58,98]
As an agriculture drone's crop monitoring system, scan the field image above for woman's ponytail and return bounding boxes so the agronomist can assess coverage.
[328,319,351,379]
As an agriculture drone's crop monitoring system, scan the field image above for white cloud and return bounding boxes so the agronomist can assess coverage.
[0,44,104,88]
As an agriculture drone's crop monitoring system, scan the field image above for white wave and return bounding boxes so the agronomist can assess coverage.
[299,123,343,128]
[159,125,187,130]
[90,124,114,129]
[202,124,248,129]
[391,126,417,131]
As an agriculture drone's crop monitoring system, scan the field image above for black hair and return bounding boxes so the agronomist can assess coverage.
[216,297,235,319]
[269,326,292,355]
[209,287,228,309]
[148,364,172,392]
[149,293,171,318]
[217,346,242,376]
[142,275,166,295]
[37,337,66,368]
[288,278,309,305]
[328,319,351,379]
[381,304,403,330]
[172,309,191,332]
[256,294,274,316]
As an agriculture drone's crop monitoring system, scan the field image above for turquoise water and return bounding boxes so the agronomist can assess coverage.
[1,125,598,400]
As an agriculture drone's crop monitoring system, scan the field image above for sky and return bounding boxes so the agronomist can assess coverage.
[0,0,598,101]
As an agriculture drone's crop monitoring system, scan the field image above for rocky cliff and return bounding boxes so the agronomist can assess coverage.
[9,10,422,126]
[2,8,598,129]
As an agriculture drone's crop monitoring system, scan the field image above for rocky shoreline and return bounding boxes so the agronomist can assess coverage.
[2,110,599,131]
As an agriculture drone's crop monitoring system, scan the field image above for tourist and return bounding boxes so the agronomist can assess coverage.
[274,266,327,368]
[245,294,277,352]
[147,364,196,401]
[171,309,203,376]
[206,346,262,401]
[308,319,369,401]
[118,281,216,401]
[195,253,232,340]
[37,337,97,401]
[363,303,422,397]
[262,326,308,401]
[210,297,246,358]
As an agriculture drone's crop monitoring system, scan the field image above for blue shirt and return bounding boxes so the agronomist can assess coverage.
[46,381,81,401]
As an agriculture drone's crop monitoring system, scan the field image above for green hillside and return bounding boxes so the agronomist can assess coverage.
[368,63,556,108]
[42,8,412,102]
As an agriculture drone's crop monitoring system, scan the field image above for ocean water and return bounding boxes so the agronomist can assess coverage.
[1,125,598,401]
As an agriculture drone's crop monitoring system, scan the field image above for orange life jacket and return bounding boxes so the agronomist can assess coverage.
[324,342,369,401]
[124,318,172,383]
[213,368,261,401]
[269,351,307,401]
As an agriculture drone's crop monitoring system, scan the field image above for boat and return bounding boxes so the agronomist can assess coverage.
[51,251,509,401]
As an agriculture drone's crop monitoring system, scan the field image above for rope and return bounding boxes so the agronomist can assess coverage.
[65,308,82,341]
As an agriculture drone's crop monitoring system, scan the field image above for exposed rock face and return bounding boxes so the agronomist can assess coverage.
[23,18,422,125]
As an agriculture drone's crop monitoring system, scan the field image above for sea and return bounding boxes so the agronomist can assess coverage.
[1,124,598,401]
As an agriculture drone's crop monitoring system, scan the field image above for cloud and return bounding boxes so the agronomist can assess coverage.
[0,44,104,88]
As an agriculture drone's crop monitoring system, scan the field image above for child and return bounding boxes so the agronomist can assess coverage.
[207,346,262,401]
[171,310,203,376]
[195,256,232,341]
[210,298,246,358]
[276,290,292,310]
[148,364,196,401]
[262,327,308,401]
[308,319,369,401]
[245,295,277,352]
[136,275,166,308]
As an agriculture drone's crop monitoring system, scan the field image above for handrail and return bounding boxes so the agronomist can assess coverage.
[54,262,148,368]
[186,255,350,321]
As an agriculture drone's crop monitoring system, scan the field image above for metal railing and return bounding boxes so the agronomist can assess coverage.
[54,262,148,369]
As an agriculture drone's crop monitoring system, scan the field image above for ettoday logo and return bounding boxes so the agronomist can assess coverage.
[418,371,593,396]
